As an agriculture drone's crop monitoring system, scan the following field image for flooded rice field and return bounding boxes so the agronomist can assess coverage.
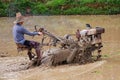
[0,15,120,80]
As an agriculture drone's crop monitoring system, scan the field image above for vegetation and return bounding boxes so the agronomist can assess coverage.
[0,0,120,16]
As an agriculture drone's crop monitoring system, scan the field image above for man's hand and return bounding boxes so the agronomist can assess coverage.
[38,32,43,35]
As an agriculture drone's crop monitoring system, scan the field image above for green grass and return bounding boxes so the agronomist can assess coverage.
[0,0,120,16]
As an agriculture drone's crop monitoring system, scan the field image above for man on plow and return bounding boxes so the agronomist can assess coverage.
[12,12,43,65]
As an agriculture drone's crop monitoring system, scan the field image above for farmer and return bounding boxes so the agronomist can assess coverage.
[12,12,42,61]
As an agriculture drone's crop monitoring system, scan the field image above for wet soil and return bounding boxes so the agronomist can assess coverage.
[0,57,29,80]
[0,15,120,80]
[0,54,120,80]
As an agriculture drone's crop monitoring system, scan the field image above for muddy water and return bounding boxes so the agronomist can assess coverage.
[0,15,120,80]
[0,15,120,56]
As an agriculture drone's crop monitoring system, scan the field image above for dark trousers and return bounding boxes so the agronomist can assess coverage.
[24,40,41,60]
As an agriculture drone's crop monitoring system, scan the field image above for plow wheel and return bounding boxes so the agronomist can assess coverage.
[73,48,93,64]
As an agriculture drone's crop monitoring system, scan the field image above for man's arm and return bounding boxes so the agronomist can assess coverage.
[21,27,39,36]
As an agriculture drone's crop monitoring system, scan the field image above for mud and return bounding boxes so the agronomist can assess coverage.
[0,56,106,80]
[0,57,30,80]
[0,15,120,80]
[0,55,120,80]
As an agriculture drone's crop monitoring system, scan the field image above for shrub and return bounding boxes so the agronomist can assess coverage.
[46,0,66,9]
[0,1,7,16]
[32,2,48,15]
[1,0,120,16]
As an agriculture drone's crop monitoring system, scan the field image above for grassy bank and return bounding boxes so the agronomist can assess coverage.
[0,0,120,17]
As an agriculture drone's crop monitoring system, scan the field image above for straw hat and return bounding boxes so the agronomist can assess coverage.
[13,12,25,24]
